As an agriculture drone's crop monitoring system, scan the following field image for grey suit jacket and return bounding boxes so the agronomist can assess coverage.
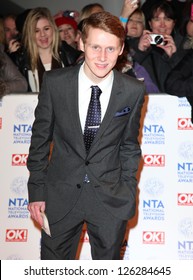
[27,63,145,224]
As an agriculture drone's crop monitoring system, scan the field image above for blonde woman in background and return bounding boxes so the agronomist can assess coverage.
[78,3,104,22]
[11,7,81,92]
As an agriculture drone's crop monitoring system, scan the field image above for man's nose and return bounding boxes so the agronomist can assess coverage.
[99,49,107,61]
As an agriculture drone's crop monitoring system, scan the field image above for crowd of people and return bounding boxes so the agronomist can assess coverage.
[0,1,192,98]
[1,0,193,260]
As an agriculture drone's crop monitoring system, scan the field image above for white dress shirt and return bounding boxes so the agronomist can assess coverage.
[78,63,114,132]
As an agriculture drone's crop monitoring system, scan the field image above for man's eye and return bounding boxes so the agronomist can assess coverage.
[107,47,114,52]
[92,45,99,50]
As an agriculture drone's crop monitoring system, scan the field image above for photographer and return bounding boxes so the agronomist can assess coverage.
[131,1,183,92]
[3,14,20,54]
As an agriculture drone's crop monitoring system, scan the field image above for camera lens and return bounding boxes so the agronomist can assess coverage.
[155,35,163,45]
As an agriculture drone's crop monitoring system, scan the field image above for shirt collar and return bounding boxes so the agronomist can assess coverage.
[79,63,114,94]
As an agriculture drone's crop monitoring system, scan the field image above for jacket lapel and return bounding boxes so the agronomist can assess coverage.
[65,65,86,157]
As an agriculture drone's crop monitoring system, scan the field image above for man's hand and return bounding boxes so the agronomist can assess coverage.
[28,201,46,227]
[8,39,21,53]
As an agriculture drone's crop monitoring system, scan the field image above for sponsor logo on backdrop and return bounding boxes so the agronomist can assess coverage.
[178,97,190,108]
[178,218,193,238]
[143,178,165,221]
[145,104,165,122]
[6,254,23,260]
[5,229,28,242]
[177,142,193,183]
[143,154,165,167]
[0,117,2,129]
[13,103,34,143]
[8,177,29,219]
[13,123,32,144]
[143,104,165,145]
[178,217,193,259]
[178,193,193,206]
[12,154,28,166]
[143,231,165,244]
[15,103,34,121]
[178,118,193,130]
[122,240,130,260]
[10,176,28,195]
[143,178,164,196]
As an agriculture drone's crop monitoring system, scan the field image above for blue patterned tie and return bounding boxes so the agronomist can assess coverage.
[84,85,102,153]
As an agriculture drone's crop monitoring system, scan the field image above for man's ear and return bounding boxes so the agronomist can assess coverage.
[119,43,125,56]
[79,38,85,52]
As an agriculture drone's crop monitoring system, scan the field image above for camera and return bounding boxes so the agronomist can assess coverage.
[12,33,22,42]
[150,34,164,45]
[63,10,76,18]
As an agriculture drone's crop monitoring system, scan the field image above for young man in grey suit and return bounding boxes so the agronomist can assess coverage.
[27,11,145,260]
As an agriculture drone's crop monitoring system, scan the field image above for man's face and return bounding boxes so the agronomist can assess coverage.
[80,27,123,83]
[4,17,18,44]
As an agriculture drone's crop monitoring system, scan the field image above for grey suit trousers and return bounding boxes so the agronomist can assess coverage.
[41,182,128,260]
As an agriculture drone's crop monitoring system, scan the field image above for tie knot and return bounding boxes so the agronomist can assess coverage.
[91,85,102,99]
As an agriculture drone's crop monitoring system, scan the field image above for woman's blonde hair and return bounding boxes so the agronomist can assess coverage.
[22,7,60,72]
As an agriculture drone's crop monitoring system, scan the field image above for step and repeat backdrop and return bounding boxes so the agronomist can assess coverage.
[0,93,193,260]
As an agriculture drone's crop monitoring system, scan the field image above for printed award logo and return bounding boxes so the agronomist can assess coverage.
[178,193,193,206]
[178,217,193,259]
[12,154,28,166]
[178,118,193,130]
[5,229,28,242]
[15,103,34,121]
[143,103,165,145]
[8,176,29,219]
[143,154,165,167]
[143,231,165,244]
[143,178,165,221]
[177,141,193,183]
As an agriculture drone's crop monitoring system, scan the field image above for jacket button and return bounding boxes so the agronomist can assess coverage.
[85,161,89,165]
[77,184,81,189]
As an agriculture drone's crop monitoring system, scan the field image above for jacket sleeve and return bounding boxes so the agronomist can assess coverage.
[165,51,193,97]
[0,52,28,95]
[27,72,54,202]
[120,81,145,187]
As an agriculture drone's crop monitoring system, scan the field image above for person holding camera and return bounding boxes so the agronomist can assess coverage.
[3,14,20,53]
[131,1,184,92]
